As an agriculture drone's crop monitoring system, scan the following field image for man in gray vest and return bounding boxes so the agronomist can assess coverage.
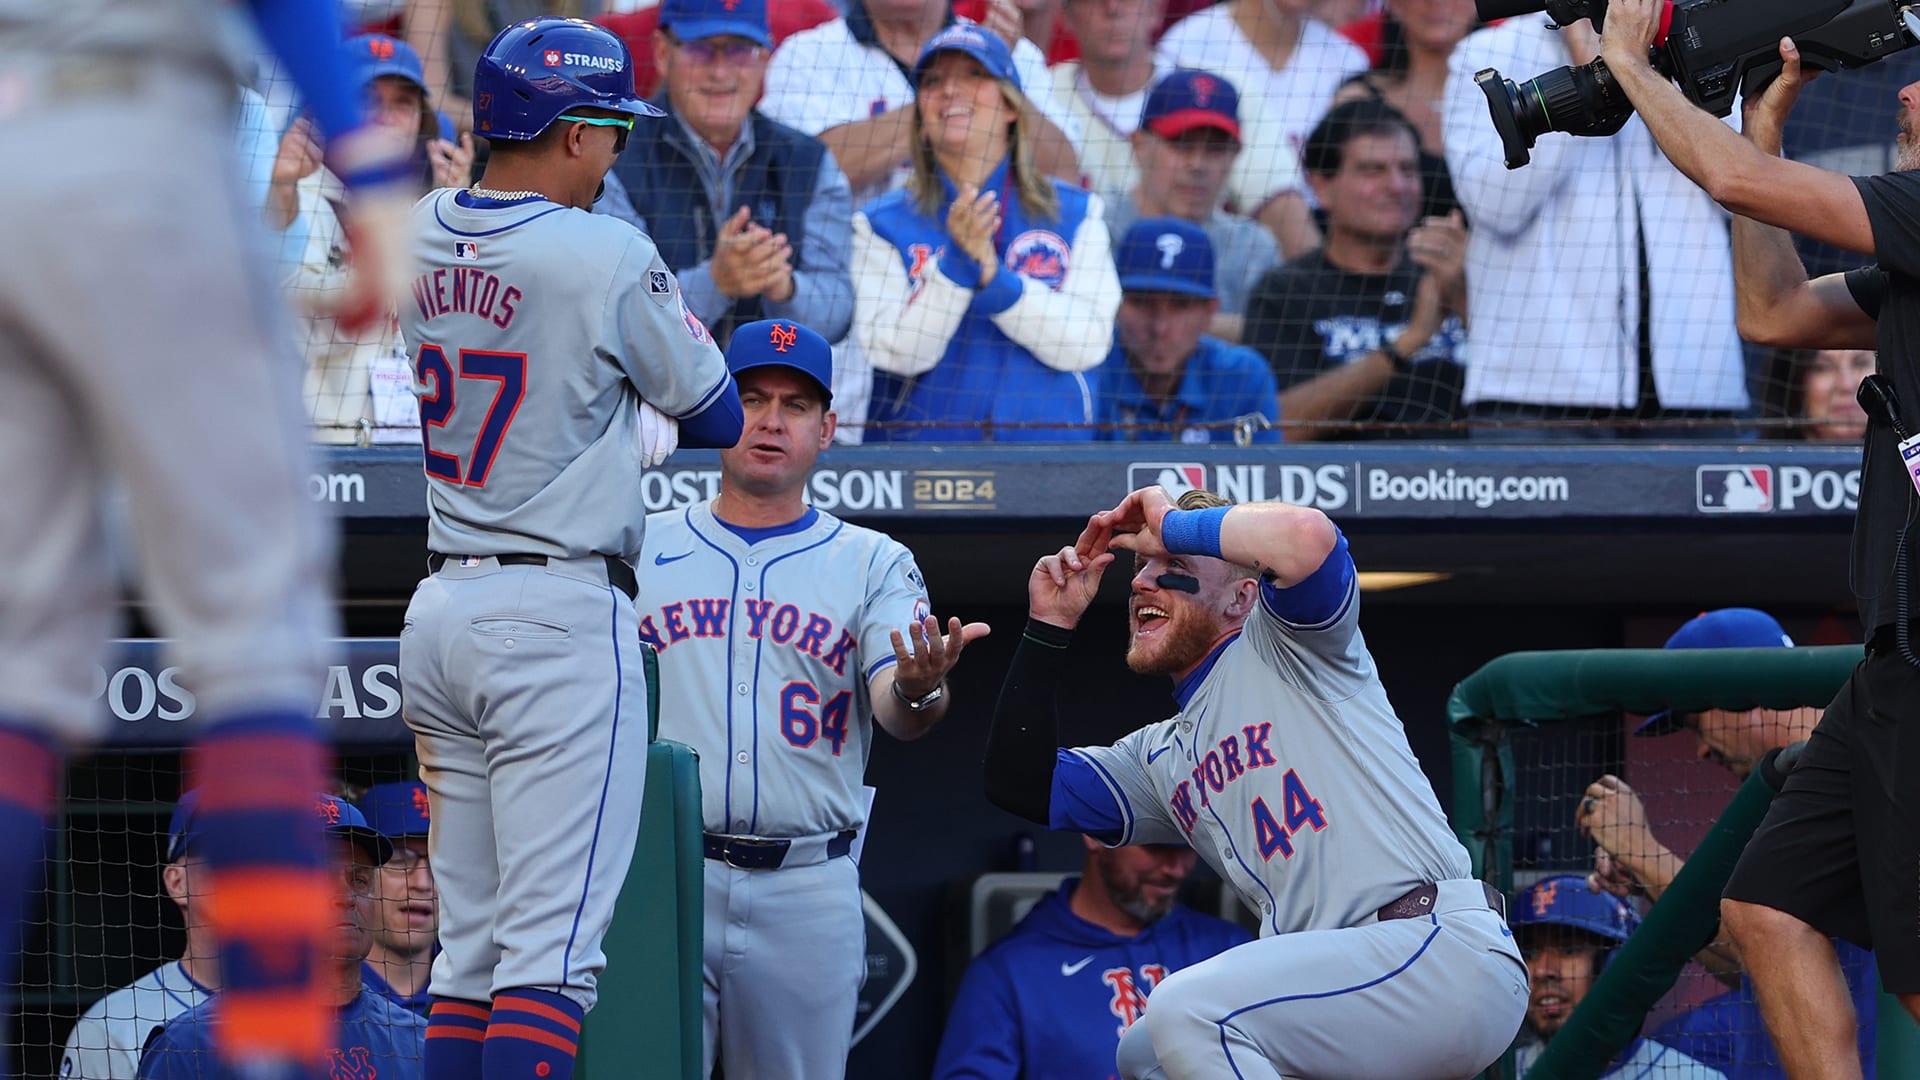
[604,0,854,349]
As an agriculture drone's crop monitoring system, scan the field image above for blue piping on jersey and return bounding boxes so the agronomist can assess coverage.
[1173,634,1241,709]
[1214,916,1442,1079]
[715,507,820,546]
[433,192,569,238]
[864,654,900,682]
[562,580,627,987]
[1179,710,1284,936]
[1262,575,1356,632]
[158,962,204,1012]
[687,512,744,825]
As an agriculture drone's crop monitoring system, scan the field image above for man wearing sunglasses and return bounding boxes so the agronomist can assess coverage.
[605,0,855,352]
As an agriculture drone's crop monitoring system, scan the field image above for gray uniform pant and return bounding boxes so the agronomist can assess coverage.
[0,59,335,736]
[703,855,865,1079]
[401,556,651,1010]
[1117,879,1529,1080]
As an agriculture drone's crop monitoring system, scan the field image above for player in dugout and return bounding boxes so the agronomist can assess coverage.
[984,484,1526,1079]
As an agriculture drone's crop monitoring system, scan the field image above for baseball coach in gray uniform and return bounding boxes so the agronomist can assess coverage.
[985,484,1527,1079]
[639,318,989,1079]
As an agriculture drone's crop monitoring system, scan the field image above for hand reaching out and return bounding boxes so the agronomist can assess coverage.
[890,615,992,699]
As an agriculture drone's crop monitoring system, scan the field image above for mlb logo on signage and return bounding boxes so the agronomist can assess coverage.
[1128,462,1208,495]
[1696,465,1774,513]
[454,241,479,260]
[544,49,563,66]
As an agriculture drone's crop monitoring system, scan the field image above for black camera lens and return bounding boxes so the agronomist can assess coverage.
[1477,60,1638,169]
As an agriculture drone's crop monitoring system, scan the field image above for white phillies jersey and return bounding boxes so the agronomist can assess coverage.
[638,503,931,837]
[401,189,733,562]
[1071,576,1471,937]
[60,961,209,1079]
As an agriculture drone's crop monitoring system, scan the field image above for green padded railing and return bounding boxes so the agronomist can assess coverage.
[1442,644,1920,1080]
[580,645,706,1080]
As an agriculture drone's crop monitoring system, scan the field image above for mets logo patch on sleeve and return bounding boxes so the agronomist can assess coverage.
[1004,230,1071,291]
[677,291,713,344]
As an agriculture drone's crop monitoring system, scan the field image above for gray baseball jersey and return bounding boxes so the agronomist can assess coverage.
[1066,569,1469,935]
[401,188,734,562]
[637,501,931,1079]
[638,502,929,837]
[60,962,209,1080]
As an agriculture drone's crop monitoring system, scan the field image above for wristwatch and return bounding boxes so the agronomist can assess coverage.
[891,679,946,712]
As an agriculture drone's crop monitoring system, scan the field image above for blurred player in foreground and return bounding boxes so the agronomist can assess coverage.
[0,2,414,1075]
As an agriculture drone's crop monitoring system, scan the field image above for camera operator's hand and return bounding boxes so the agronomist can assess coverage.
[1741,37,1813,156]
[1598,0,1663,73]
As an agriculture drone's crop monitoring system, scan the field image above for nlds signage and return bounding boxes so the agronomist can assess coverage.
[1125,462,1351,510]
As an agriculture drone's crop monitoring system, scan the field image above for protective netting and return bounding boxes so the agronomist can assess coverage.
[15,750,424,1080]
[1504,715,1880,1078]
[226,0,1905,447]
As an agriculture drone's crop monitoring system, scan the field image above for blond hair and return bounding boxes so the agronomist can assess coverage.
[908,79,1059,222]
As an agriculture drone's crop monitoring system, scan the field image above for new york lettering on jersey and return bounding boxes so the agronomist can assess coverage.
[639,502,930,838]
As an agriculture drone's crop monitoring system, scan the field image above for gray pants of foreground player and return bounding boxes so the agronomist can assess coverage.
[1117,880,1528,1080]
[0,59,334,735]
[704,855,865,1079]
[401,557,650,1010]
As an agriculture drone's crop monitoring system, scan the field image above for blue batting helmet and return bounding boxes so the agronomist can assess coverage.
[1510,874,1640,944]
[472,17,664,141]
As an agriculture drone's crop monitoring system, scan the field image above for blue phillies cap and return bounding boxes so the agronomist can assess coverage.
[166,790,393,867]
[1634,608,1795,737]
[1142,69,1241,141]
[727,319,833,404]
[659,0,772,49]
[349,34,427,94]
[358,781,431,840]
[911,23,1020,91]
[1115,218,1215,299]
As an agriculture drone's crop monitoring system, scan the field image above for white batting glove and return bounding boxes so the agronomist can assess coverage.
[635,399,681,467]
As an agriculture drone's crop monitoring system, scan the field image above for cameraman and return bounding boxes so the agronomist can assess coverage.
[1598,6,1920,1076]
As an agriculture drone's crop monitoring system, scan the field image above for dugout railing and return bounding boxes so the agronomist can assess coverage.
[1447,645,1920,1080]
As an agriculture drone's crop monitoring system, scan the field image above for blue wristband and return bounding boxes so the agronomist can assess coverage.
[1159,507,1229,559]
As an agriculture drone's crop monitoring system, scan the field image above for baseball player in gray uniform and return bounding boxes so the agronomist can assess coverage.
[0,2,414,1075]
[985,485,1527,1079]
[395,18,741,1080]
[638,318,989,1079]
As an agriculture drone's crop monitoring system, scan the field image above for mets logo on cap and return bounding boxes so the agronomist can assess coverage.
[411,786,431,820]
[367,37,395,61]
[315,796,342,826]
[1005,230,1071,291]
[769,322,799,353]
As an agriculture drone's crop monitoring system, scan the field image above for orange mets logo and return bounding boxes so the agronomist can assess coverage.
[325,1047,376,1080]
[315,797,342,826]
[769,323,799,353]
[1004,230,1071,291]
[367,38,395,61]
[411,786,430,820]
[1531,879,1559,918]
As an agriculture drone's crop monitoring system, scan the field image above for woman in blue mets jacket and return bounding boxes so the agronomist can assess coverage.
[851,25,1121,443]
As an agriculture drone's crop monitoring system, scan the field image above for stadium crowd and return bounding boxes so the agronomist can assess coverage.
[252,0,1904,445]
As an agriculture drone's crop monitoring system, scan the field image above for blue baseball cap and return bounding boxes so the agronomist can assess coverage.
[358,781,431,840]
[1511,874,1640,945]
[1115,218,1215,299]
[911,23,1020,91]
[349,34,427,94]
[1142,69,1241,141]
[659,0,772,49]
[727,319,832,404]
[166,790,393,867]
[1634,608,1796,737]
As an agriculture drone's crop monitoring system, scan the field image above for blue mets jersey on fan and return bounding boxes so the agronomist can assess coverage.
[637,503,930,835]
[359,961,430,1016]
[933,879,1252,1080]
[1053,537,1472,936]
[400,189,733,562]
[136,987,425,1080]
